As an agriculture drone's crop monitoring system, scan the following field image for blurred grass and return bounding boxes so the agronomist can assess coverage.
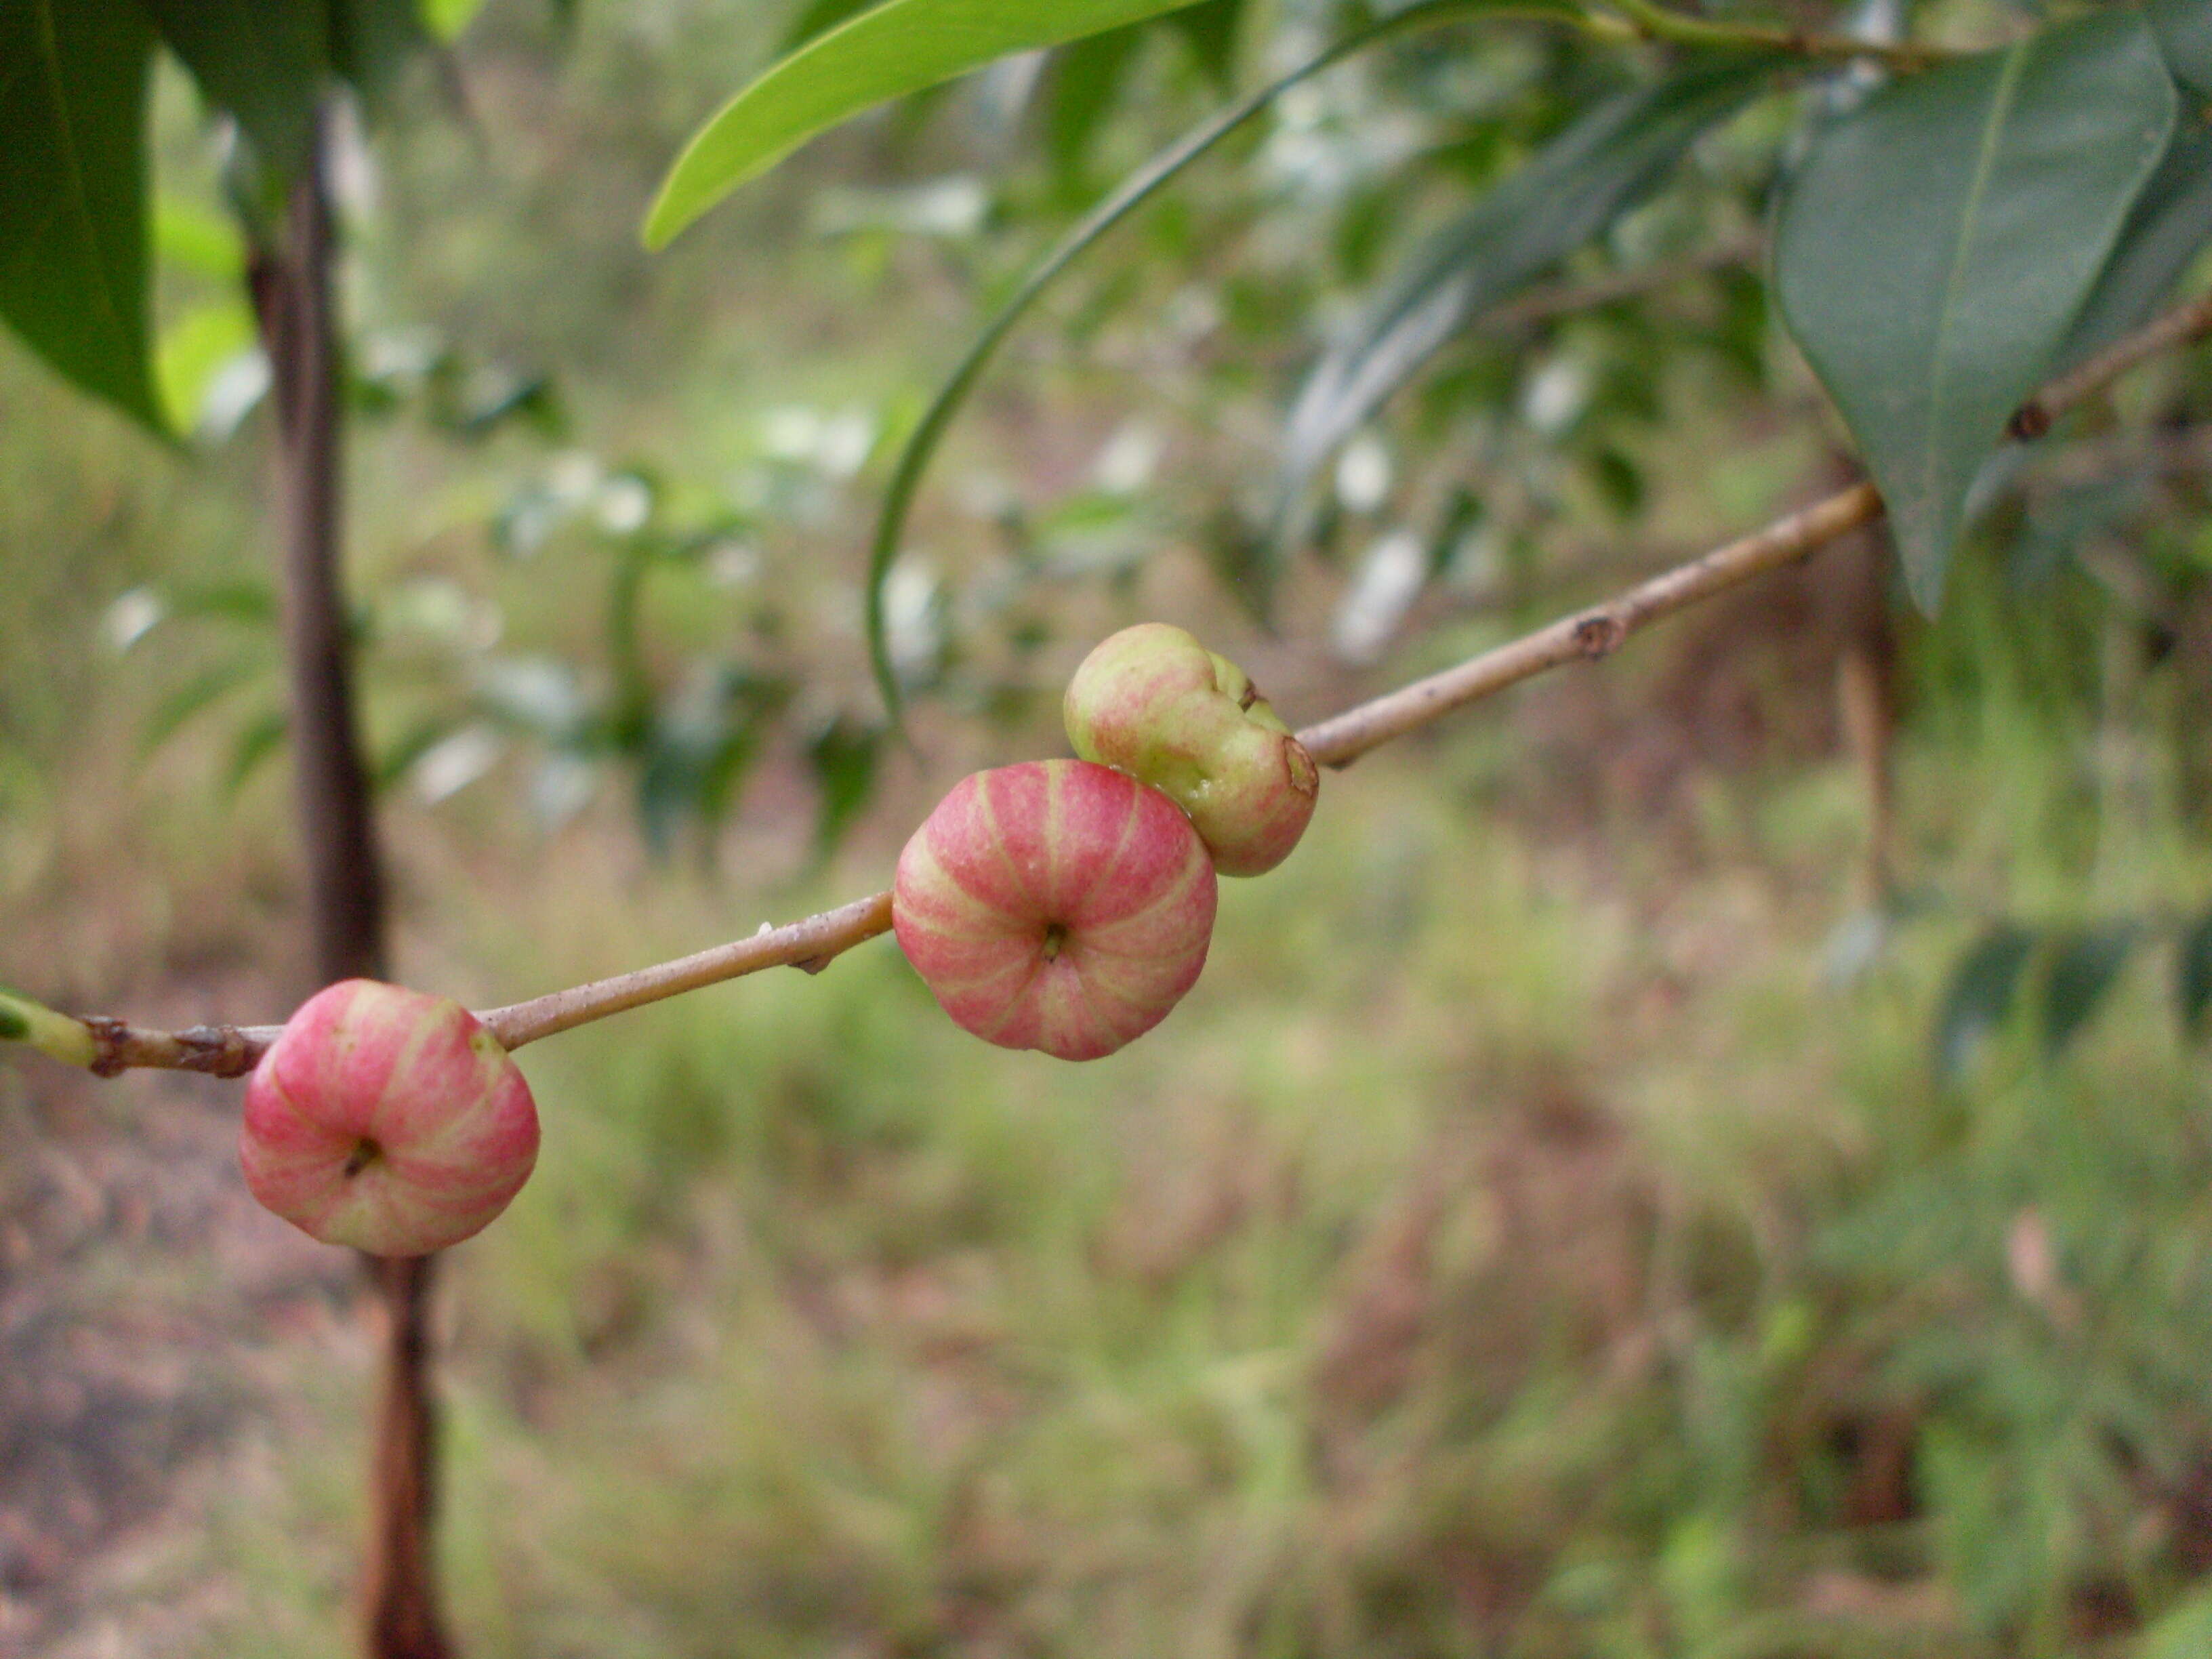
[3,0,2211,1655]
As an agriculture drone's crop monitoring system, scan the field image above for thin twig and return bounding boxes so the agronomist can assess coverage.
[2008,289,2212,442]
[1598,0,1944,71]
[1296,483,1883,767]
[18,287,2212,1076]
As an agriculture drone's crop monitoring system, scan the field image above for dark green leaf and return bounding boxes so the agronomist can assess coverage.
[2180,907,2212,1039]
[1046,25,1145,184]
[2057,119,2212,369]
[808,716,881,853]
[1166,0,1243,88]
[2042,924,2135,1057]
[0,0,163,430]
[1936,924,2036,1079]
[331,0,432,112]
[2150,0,2212,96]
[1272,56,1778,556]
[1774,12,2175,613]
[859,0,1582,724]
[644,0,1212,247]
[779,0,880,54]
[143,0,328,169]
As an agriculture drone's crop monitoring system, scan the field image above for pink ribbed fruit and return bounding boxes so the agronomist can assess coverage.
[240,979,539,1256]
[893,759,1217,1061]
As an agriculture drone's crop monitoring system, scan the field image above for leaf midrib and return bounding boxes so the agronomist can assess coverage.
[30,0,134,386]
[1920,42,2028,516]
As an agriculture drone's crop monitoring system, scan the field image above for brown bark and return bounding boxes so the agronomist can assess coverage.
[247,110,453,1659]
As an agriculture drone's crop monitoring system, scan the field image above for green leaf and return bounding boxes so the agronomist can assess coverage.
[2180,907,2212,1040]
[1936,923,2036,1079]
[2057,118,2212,369]
[157,296,258,434]
[858,0,1570,724]
[1046,25,1146,183]
[422,0,489,42]
[780,0,882,54]
[0,0,163,430]
[2041,924,2135,1058]
[143,0,329,169]
[2149,0,2212,97]
[1774,12,2175,613]
[808,716,882,852]
[1271,56,1778,556]
[331,0,432,112]
[224,708,289,798]
[1166,0,1244,89]
[643,0,1210,247]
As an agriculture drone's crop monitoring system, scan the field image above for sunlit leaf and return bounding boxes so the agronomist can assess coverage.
[157,298,258,435]
[1272,56,1779,559]
[644,0,1212,247]
[1936,924,2035,1079]
[0,0,163,430]
[422,0,489,43]
[1774,12,2175,612]
[2041,924,2135,1057]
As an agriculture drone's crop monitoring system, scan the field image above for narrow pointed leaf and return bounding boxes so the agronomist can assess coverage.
[1936,924,2035,1079]
[2042,924,2135,1058]
[332,0,432,112]
[143,0,329,169]
[1271,56,1778,554]
[0,0,162,430]
[644,0,1210,247]
[1774,12,2174,613]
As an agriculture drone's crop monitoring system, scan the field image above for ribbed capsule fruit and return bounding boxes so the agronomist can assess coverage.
[240,979,540,1256]
[893,759,1218,1061]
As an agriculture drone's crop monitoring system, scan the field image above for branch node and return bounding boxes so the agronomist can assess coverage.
[2007,401,2053,443]
[1574,613,1630,658]
[83,1017,131,1078]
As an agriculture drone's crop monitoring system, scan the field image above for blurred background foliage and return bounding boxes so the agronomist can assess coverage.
[3,0,2212,1654]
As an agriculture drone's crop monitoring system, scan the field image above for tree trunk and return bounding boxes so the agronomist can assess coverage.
[247,107,455,1659]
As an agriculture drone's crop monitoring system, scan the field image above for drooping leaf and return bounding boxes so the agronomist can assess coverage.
[2057,117,2212,369]
[644,0,1212,247]
[1774,12,2175,613]
[0,0,163,430]
[858,0,1577,723]
[1271,56,1780,555]
[1936,923,2036,1079]
[2180,907,2212,1040]
[143,0,329,169]
[2041,924,2135,1057]
[2149,0,2212,96]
